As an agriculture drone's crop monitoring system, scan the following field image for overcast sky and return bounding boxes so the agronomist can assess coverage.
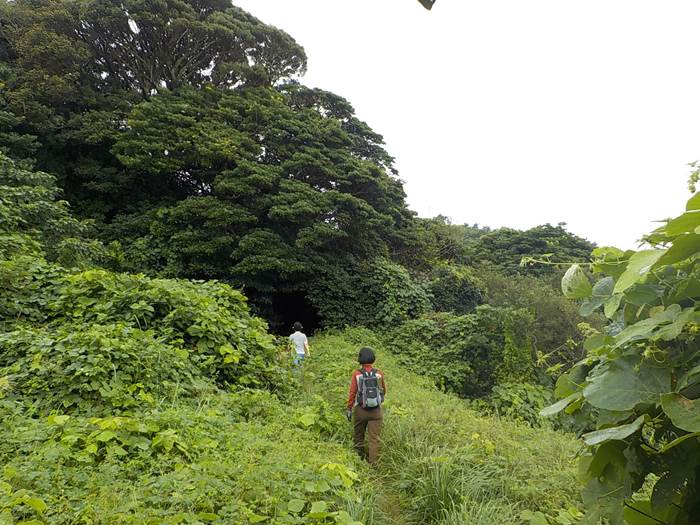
[235,0,700,249]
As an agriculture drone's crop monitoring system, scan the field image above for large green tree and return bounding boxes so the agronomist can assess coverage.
[0,0,306,218]
[105,84,412,327]
[466,223,595,276]
[0,1,420,328]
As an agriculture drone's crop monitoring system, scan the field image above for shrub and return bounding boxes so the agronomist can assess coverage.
[385,306,535,398]
[309,257,432,329]
[544,190,700,523]
[0,323,207,413]
[52,269,284,391]
[0,260,290,413]
[0,256,64,329]
[0,390,374,524]
[477,267,604,371]
[426,264,485,314]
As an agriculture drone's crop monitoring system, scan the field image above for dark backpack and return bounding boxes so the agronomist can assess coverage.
[357,369,383,409]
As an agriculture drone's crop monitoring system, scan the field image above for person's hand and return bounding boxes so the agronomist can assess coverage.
[346,409,352,421]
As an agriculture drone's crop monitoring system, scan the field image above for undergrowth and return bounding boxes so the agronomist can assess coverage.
[305,328,583,525]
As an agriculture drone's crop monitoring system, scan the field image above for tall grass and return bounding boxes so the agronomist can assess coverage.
[307,328,582,525]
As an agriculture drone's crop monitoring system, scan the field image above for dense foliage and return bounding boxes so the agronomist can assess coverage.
[0,0,422,329]
[544,192,700,524]
[309,329,582,525]
[1,3,640,524]
[426,264,485,315]
[477,268,603,372]
[308,258,431,329]
[385,307,535,397]
[466,224,595,276]
[0,0,596,331]
[0,156,286,414]
[0,131,375,525]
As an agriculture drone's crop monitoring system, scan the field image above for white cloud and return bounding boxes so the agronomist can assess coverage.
[235,0,700,249]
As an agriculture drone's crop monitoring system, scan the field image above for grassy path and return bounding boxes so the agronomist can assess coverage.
[303,329,583,525]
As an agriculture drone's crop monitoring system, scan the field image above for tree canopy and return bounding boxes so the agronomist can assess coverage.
[0,0,591,332]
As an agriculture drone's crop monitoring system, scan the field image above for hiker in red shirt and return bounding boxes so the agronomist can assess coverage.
[346,347,387,465]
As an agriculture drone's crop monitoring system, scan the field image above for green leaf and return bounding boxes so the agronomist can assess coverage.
[686,191,700,211]
[604,294,624,318]
[287,499,305,513]
[540,392,582,417]
[562,264,592,299]
[579,277,614,316]
[196,513,219,522]
[651,466,692,511]
[661,393,700,432]
[584,333,613,353]
[655,307,698,341]
[582,415,645,446]
[583,357,671,411]
[555,364,589,398]
[24,496,47,514]
[658,210,700,236]
[655,233,700,267]
[519,510,549,525]
[613,304,682,348]
[624,284,664,307]
[623,500,679,525]
[586,440,627,478]
[659,431,700,453]
[581,465,625,525]
[47,414,70,426]
[678,362,700,391]
[613,249,666,294]
[298,413,316,427]
[95,430,117,442]
[306,500,329,519]
[591,246,629,279]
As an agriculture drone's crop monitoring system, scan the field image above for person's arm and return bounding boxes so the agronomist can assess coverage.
[304,335,310,357]
[347,372,358,410]
[380,370,387,398]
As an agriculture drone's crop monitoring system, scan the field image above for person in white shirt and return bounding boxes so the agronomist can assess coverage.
[288,321,310,365]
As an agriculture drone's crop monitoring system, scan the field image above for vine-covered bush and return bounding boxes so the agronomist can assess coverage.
[477,267,600,371]
[309,257,432,329]
[385,306,535,397]
[0,264,286,413]
[468,382,587,432]
[426,264,485,314]
[544,191,700,524]
[0,323,207,412]
[53,269,282,390]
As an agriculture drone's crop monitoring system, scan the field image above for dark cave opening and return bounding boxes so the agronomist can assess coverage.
[269,291,321,336]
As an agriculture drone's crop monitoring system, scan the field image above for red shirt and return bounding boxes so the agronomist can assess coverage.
[347,364,387,410]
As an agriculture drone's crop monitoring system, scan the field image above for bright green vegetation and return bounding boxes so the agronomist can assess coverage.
[1,391,374,524]
[6,1,700,524]
[306,330,583,525]
[0,153,374,523]
[544,192,700,523]
[0,152,582,524]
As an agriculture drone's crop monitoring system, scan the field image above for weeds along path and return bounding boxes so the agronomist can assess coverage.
[304,329,582,525]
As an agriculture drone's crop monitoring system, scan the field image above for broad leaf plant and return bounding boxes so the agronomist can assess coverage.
[544,192,700,524]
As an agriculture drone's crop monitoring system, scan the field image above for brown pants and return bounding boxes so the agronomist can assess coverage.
[353,406,383,464]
